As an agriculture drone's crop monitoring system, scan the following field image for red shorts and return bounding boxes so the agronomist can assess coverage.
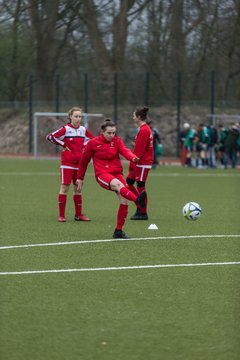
[127,163,151,183]
[97,173,127,190]
[60,165,78,185]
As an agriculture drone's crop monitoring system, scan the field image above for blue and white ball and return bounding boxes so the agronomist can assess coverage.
[183,202,202,221]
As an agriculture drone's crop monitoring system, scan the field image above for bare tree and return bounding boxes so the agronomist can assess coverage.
[0,0,32,100]
[79,0,150,97]
[0,0,240,104]
[26,0,81,100]
[224,0,240,99]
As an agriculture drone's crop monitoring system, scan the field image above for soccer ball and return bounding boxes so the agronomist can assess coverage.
[182,202,202,221]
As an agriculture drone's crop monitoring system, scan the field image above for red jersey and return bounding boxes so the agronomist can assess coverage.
[46,124,94,166]
[133,123,153,165]
[77,134,136,180]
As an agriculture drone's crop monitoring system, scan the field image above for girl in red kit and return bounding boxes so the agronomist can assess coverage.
[76,119,146,239]
[126,106,154,220]
[46,107,94,222]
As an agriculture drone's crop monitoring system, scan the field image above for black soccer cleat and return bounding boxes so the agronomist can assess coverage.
[135,191,147,208]
[113,229,130,239]
[130,212,148,220]
[130,208,141,219]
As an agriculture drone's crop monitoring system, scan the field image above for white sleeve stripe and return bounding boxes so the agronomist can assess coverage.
[52,137,64,146]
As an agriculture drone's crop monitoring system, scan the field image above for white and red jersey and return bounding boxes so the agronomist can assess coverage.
[46,124,94,166]
[77,134,136,180]
[133,123,153,166]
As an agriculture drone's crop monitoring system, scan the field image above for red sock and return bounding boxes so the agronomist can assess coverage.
[73,194,82,217]
[137,186,148,213]
[127,184,139,197]
[58,194,67,217]
[119,186,137,202]
[116,204,128,230]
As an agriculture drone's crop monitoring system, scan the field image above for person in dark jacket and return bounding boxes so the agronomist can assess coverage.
[224,125,240,168]
[207,125,218,168]
[146,120,161,168]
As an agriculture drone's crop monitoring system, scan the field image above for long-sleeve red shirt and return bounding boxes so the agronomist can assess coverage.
[77,134,136,180]
[133,123,153,165]
[46,124,94,166]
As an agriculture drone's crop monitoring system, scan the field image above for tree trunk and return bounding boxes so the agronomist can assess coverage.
[81,0,136,100]
[27,0,60,101]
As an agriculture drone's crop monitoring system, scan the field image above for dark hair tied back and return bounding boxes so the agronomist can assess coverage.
[135,106,149,120]
[101,118,116,131]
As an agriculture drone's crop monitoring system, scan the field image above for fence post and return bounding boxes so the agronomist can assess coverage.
[113,72,118,123]
[55,74,60,112]
[210,71,215,125]
[28,74,33,153]
[84,73,88,113]
[144,72,149,106]
[55,74,61,155]
[176,71,181,157]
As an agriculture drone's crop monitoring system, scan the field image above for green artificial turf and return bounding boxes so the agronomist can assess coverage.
[0,158,240,360]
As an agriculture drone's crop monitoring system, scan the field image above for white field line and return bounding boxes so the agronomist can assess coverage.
[0,171,239,177]
[150,173,240,177]
[0,172,59,176]
[0,261,240,276]
[0,234,240,251]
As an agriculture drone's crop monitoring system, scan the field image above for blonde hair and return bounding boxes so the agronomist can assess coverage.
[67,107,82,122]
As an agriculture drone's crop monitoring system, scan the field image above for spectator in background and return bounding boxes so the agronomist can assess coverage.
[195,123,210,167]
[146,119,162,168]
[224,124,240,169]
[217,124,228,166]
[207,124,218,168]
[180,123,197,167]
[46,107,94,222]
[76,119,146,239]
[126,106,153,220]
